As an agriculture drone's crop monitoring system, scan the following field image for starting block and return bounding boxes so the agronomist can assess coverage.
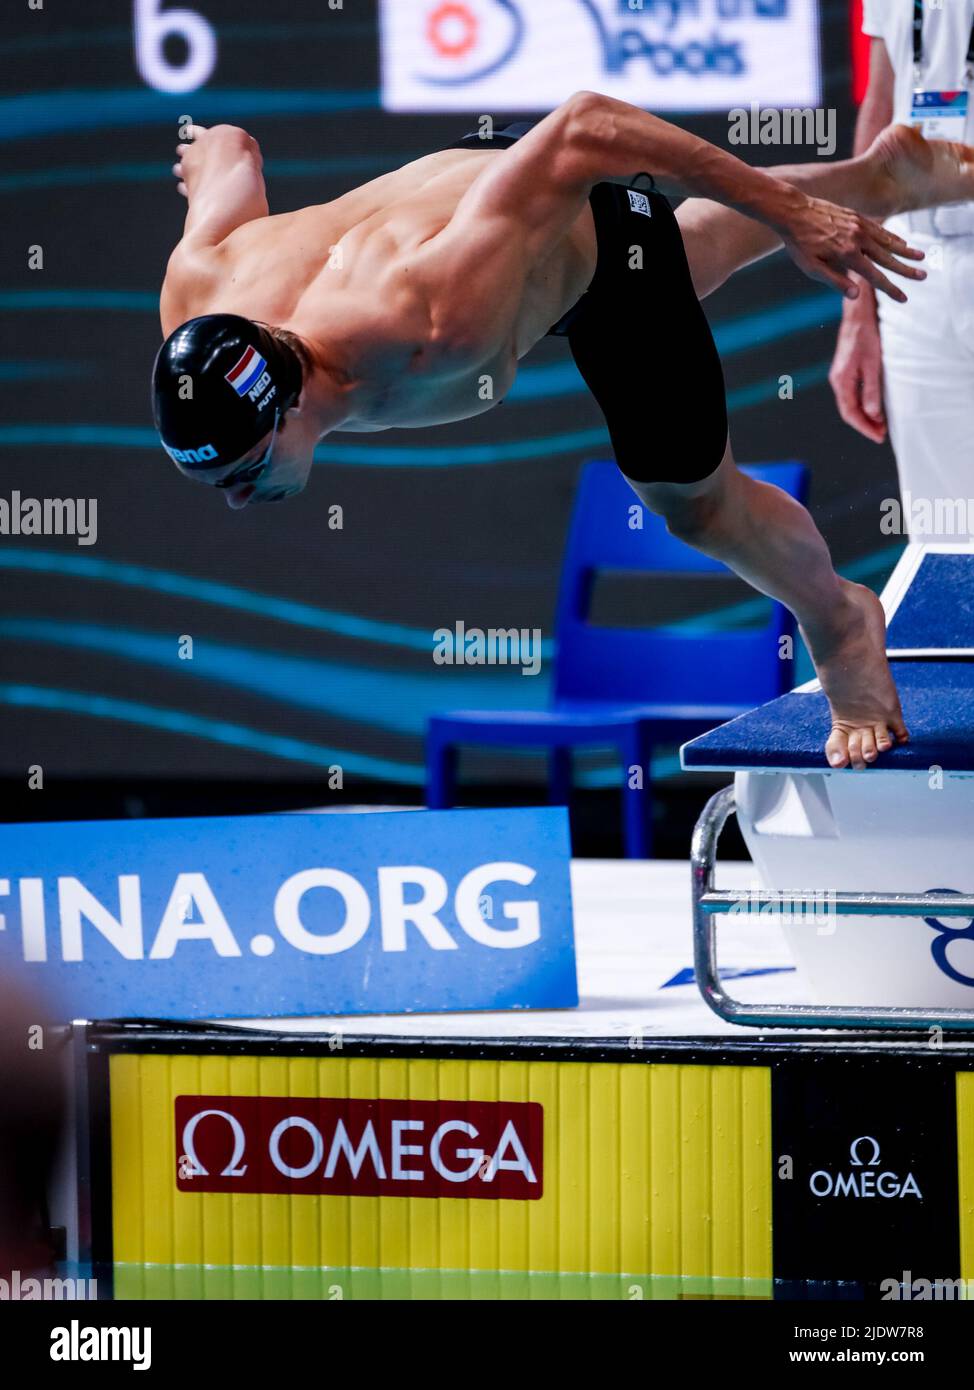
[682,543,974,1030]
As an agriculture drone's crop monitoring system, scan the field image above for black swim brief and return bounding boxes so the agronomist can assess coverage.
[446,122,728,486]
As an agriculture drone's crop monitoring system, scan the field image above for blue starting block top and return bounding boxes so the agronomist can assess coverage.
[887,552,974,654]
[682,662,974,773]
[682,545,974,774]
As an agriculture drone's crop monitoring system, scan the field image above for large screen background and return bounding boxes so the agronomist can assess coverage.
[0,0,901,826]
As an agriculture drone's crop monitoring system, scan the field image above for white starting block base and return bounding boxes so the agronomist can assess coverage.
[738,768,974,1008]
[683,544,974,1016]
[233,859,805,1039]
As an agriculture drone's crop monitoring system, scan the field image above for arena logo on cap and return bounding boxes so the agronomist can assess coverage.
[162,441,220,466]
[175,1095,543,1199]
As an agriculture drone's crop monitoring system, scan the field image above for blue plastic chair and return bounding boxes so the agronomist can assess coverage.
[426,459,808,857]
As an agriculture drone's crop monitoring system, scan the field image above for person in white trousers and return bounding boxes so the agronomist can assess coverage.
[831,0,974,537]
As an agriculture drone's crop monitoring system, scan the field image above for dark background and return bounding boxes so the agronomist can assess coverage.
[0,1,900,852]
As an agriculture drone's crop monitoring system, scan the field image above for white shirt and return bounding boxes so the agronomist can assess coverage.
[863,0,974,233]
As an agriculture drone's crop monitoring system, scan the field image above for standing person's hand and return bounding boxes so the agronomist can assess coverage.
[829,284,887,444]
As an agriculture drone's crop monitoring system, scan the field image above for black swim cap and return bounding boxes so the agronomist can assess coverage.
[152,315,304,472]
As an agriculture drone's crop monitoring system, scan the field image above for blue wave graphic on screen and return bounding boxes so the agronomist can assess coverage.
[0,291,157,311]
[0,549,556,658]
[0,420,614,463]
[0,682,686,787]
[0,360,89,382]
[0,89,377,142]
[0,618,550,736]
[716,297,841,354]
[0,683,423,783]
[0,549,438,651]
[0,286,841,353]
[0,19,376,59]
[0,281,840,473]
[0,364,833,463]
[0,155,409,194]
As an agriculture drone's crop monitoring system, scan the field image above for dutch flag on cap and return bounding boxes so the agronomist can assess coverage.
[225,345,267,397]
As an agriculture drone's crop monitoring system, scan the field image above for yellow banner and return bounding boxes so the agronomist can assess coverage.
[110,1052,772,1299]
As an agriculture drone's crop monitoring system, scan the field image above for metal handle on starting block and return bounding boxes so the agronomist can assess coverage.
[691,784,974,1031]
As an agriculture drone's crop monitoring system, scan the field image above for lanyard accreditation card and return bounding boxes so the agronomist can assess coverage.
[911,88,968,138]
[910,0,974,138]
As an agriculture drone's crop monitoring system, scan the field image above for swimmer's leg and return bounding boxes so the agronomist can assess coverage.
[567,187,908,768]
[626,438,908,771]
[679,124,974,298]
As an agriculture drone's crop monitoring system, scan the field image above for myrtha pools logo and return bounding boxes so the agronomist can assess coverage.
[411,0,782,87]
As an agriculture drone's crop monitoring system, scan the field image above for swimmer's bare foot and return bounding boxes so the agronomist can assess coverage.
[801,579,909,771]
[866,122,974,217]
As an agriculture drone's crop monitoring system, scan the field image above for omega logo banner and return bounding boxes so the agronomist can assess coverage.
[772,1061,960,1289]
[176,1095,543,1200]
[380,0,822,113]
[0,807,577,1019]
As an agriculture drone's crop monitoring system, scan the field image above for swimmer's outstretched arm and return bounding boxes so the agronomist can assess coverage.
[171,124,269,246]
[440,92,922,306]
[161,124,270,334]
[677,124,974,299]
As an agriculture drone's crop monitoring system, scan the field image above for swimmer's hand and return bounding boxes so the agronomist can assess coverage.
[171,122,210,199]
[170,124,268,243]
[778,195,926,303]
[172,123,262,200]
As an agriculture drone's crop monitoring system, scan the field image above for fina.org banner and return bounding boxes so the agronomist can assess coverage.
[0,808,577,1020]
[381,0,821,113]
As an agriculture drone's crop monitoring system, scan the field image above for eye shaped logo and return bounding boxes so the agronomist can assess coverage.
[427,2,478,58]
[923,888,974,987]
[417,0,525,86]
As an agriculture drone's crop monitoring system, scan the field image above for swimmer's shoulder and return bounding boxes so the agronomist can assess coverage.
[160,237,226,336]
[161,207,278,304]
[308,150,491,224]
